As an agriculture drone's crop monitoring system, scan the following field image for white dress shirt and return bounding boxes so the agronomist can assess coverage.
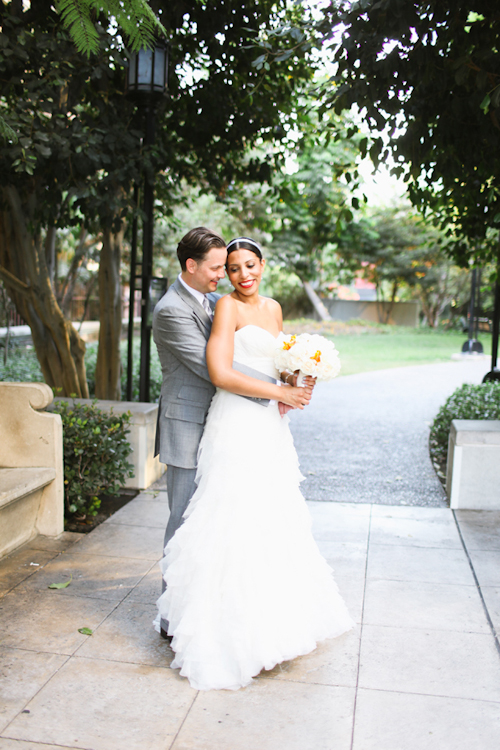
[178,273,208,308]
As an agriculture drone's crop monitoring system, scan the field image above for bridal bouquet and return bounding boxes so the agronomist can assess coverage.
[275,333,341,386]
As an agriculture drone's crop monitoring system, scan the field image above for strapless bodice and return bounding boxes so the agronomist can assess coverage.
[233,325,280,380]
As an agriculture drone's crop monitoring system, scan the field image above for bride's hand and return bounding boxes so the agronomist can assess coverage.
[279,384,313,410]
[282,371,317,389]
[301,374,317,389]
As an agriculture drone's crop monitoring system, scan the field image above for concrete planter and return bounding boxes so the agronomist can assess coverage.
[446,419,500,509]
[51,398,165,490]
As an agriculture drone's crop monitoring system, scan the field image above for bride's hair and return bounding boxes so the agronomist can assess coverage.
[226,237,263,260]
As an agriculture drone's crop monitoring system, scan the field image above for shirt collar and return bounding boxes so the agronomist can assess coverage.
[178,273,207,306]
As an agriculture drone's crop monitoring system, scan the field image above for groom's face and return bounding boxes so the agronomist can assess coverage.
[188,246,227,294]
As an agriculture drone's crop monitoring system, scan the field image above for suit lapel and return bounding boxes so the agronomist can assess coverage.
[171,279,212,335]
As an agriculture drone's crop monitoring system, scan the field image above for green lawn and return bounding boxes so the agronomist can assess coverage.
[336,330,492,376]
[284,319,492,377]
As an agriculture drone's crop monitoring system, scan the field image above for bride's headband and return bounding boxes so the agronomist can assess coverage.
[226,237,263,258]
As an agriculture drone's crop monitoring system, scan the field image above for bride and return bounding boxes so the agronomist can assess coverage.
[155,237,354,690]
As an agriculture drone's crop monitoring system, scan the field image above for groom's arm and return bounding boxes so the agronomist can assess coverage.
[232,362,274,407]
[154,306,212,383]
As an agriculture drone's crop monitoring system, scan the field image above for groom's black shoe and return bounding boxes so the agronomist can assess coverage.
[160,627,172,642]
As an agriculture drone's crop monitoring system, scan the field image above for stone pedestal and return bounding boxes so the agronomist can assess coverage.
[446,419,500,509]
[51,398,165,490]
[0,382,64,558]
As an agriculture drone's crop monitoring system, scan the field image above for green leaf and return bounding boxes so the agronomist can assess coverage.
[78,627,93,636]
[48,574,72,589]
[275,51,293,63]
[480,94,491,113]
[251,54,267,68]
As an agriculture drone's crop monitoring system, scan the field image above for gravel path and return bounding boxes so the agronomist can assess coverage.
[288,358,489,507]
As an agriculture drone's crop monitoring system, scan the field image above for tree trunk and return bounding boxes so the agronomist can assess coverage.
[0,186,89,397]
[382,280,398,324]
[302,280,332,322]
[45,225,57,287]
[60,226,89,316]
[95,223,124,400]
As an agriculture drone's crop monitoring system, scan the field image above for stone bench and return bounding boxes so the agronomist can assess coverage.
[50,398,165,490]
[0,467,56,557]
[446,419,500,509]
[0,382,64,559]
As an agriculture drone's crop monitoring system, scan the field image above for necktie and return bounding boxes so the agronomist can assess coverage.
[202,296,213,320]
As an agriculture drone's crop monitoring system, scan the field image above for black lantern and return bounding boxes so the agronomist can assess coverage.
[126,45,168,98]
[126,43,168,403]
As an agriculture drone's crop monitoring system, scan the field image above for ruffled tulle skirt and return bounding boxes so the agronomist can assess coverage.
[154,389,354,690]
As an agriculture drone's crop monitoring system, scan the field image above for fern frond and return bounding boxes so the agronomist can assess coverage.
[55,0,167,56]
[115,0,166,51]
[56,0,100,56]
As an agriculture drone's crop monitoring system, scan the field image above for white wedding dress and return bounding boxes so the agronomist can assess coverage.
[154,325,354,690]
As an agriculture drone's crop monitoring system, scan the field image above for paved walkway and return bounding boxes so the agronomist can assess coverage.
[1,359,499,749]
[1,498,500,749]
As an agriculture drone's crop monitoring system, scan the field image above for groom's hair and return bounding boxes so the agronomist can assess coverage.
[177,227,226,271]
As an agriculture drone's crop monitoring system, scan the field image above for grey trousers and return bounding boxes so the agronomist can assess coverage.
[160,465,197,632]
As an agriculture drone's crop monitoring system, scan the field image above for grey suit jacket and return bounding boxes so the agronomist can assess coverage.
[153,279,217,469]
[153,279,275,469]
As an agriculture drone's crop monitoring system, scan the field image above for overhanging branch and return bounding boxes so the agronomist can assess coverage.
[0,265,30,295]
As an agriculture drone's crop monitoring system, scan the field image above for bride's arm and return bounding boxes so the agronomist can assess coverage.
[206,296,312,409]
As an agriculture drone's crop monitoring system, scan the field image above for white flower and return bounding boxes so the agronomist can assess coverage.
[275,333,341,381]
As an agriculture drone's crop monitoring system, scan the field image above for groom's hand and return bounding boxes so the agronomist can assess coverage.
[278,401,294,418]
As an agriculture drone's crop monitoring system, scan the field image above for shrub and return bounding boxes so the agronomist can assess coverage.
[430,382,500,471]
[0,343,43,382]
[52,400,134,518]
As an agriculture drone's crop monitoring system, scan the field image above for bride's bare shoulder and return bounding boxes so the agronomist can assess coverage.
[261,296,281,310]
[213,294,238,327]
[261,296,282,316]
[261,296,283,329]
[215,294,237,311]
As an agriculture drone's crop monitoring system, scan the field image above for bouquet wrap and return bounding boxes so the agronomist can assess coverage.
[275,333,341,385]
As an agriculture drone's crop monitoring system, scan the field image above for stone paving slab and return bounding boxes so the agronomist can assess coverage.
[0,497,499,749]
[351,689,500,750]
[454,510,500,550]
[0,590,118,656]
[103,498,169,529]
[363,578,489,633]
[4,657,194,750]
[19,553,155,602]
[172,680,356,750]
[0,649,68,735]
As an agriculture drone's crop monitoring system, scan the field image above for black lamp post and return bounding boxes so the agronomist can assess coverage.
[126,44,169,402]
[483,240,500,383]
[461,267,483,354]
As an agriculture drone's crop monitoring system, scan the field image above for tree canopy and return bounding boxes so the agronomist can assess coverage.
[253,1,500,264]
[323,0,500,264]
[0,0,317,396]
